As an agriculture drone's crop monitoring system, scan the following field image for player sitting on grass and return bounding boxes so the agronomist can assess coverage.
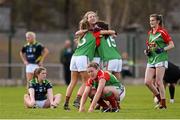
[79,62,125,112]
[24,67,61,108]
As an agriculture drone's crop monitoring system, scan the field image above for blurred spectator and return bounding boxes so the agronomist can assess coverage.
[121,52,133,79]
[60,40,74,85]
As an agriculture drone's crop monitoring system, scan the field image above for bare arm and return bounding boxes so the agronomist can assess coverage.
[88,79,106,112]
[75,29,88,36]
[79,86,91,112]
[100,30,116,35]
[19,51,28,65]
[39,47,49,66]
[164,41,175,51]
[28,88,35,106]
[47,88,54,105]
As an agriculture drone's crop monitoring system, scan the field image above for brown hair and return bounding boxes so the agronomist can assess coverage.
[150,14,164,27]
[88,62,100,70]
[33,67,46,79]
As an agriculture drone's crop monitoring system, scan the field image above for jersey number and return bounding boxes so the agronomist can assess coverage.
[78,37,86,47]
[107,37,116,47]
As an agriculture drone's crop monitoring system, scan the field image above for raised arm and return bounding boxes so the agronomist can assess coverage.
[100,30,116,35]
[88,79,106,112]
[79,86,91,112]
[75,29,88,36]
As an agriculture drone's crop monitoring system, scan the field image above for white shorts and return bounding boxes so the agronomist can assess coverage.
[119,86,126,102]
[147,61,168,68]
[26,64,39,73]
[70,56,89,72]
[35,100,46,108]
[92,57,101,65]
[103,59,122,72]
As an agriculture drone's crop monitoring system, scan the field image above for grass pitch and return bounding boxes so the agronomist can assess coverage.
[0,85,180,119]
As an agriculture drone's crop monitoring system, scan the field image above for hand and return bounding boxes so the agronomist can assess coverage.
[79,107,85,112]
[23,61,28,65]
[88,107,94,113]
[155,48,164,54]
[50,103,57,109]
[144,49,151,56]
[30,100,36,107]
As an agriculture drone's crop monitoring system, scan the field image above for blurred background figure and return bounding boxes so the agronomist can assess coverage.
[121,52,133,79]
[20,31,49,87]
[60,39,74,85]
[163,61,180,103]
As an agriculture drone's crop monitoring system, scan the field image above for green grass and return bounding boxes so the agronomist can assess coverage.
[0,85,180,119]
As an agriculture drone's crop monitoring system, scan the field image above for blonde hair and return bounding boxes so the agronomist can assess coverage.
[26,31,36,38]
[79,11,98,30]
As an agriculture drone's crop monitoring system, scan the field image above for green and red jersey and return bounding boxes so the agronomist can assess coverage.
[146,27,172,64]
[93,31,121,61]
[86,70,122,88]
[73,32,97,61]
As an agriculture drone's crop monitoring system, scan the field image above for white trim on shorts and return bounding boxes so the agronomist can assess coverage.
[35,100,46,108]
[147,61,168,68]
[119,86,125,102]
[70,56,89,72]
[104,59,122,72]
[26,64,39,73]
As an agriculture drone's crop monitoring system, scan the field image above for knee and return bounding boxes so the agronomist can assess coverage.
[155,80,163,87]
[102,87,110,94]
[56,93,62,99]
[144,80,151,86]
[24,94,29,99]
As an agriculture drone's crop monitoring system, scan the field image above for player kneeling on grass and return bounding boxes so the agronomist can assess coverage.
[24,67,61,108]
[79,62,125,112]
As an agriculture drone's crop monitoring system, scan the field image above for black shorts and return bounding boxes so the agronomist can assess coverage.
[163,62,180,84]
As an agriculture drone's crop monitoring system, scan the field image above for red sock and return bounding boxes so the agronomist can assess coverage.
[65,96,70,103]
[155,94,161,103]
[105,93,117,109]
[160,99,166,107]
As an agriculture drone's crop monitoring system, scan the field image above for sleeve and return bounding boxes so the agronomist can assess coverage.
[98,71,110,81]
[159,29,172,44]
[21,46,26,53]
[37,43,45,52]
[46,81,53,89]
[86,79,93,87]
[28,81,35,89]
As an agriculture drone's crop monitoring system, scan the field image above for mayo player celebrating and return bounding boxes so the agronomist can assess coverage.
[144,14,174,109]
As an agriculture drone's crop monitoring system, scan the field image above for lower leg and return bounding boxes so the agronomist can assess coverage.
[53,94,61,106]
[104,92,118,109]
[169,84,175,100]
